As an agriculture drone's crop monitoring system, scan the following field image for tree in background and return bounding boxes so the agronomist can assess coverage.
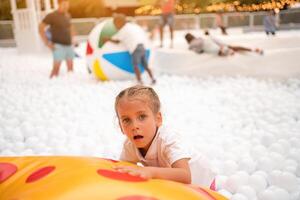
[0,0,11,20]
[0,0,27,20]
[69,0,106,18]
[0,0,106,20]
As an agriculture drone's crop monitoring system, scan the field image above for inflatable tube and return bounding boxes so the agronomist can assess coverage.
[86,19,151,81]
[0,156,227,200]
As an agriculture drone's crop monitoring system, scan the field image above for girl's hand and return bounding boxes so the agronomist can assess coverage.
[113,166,152,179]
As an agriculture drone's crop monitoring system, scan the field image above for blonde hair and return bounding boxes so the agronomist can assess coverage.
[115,85,161,114]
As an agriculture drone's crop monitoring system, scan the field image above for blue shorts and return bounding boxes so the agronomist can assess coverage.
[53,44,75,61]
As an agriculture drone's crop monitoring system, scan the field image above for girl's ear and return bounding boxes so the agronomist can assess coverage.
[156,112,163,127]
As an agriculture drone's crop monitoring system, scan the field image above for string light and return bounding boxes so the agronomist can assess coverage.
[134,0,299,15]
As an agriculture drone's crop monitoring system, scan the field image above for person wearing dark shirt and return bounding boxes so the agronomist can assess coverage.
[39,0,76,78]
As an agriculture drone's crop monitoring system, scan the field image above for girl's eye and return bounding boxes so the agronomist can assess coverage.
[138,114,147,120]
[122,118,130,124]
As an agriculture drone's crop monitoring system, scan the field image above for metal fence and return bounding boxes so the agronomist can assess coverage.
[1,8,300,47]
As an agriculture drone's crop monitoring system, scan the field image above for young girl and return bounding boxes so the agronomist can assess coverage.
[114,85,191,184]
[114,85,216,187]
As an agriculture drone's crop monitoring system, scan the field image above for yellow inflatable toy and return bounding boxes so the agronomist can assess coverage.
[0,156,227,200]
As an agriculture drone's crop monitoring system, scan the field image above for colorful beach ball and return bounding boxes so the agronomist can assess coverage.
[86,19,150,81]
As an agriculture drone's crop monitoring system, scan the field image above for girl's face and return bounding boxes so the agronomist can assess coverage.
[117,97,162,152]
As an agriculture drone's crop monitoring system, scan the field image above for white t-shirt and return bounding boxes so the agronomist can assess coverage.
[120,126,191,167]
[120,126,216,186]
[112,23,149,53]
[203,36,221,54]
[189,38,204,54]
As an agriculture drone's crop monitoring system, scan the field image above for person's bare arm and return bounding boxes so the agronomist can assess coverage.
[114,158,191,184]
[102,36,120,44]
[38,22,54,50]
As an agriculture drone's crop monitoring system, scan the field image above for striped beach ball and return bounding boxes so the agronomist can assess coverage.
[86,19,150,81]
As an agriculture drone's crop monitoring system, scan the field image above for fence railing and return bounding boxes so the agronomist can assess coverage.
[1,8,300,47]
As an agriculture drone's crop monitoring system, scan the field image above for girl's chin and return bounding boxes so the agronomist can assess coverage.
[134,141,148,149]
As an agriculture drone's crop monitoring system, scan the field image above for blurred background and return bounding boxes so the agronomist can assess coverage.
[1,0,300,47]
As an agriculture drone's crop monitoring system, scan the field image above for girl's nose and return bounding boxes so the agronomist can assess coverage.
[132,119,140,129]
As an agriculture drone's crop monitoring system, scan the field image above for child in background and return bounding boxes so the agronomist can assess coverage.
[203,30,264,56]
[185,32,231,56]
[105,14,156,85]
[264,10,277,36]
[114,85,215,186]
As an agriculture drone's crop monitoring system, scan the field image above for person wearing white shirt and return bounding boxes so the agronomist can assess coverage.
[106,14,156,85]
[185,31,263,56]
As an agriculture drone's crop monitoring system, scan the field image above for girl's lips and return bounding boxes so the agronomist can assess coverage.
[133,135,144,140]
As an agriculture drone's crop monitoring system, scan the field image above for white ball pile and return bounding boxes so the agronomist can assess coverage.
[1,46,300,200]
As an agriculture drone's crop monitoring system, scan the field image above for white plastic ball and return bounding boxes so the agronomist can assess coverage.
[253,170,268,180]
[223,174,242,193]
[257,156,275,172]
[260,132,275,147]
[248,174,267,193]
[268,170,281,186]
[258,189,276,200]
[251,145,267,159]
[268,152,285,170]
[239,158,256,173]
[223,160,238,176]
[278,172,298,192]
[231,193,248,200]
[234,171,250,185]
[236,185,256,200]
[273,188,290,200]
[269,143,286,155]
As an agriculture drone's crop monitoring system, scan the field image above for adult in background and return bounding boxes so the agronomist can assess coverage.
[156,0,176,48]
[263,10,277,36]
[39,0,76,79]
[215,12,227,35]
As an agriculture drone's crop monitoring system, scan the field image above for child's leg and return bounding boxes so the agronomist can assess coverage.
[133,65,142,84]
[141,55,155,84]
[229,45,263,55]
[132,46,144,83]
[228,45,252,52]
